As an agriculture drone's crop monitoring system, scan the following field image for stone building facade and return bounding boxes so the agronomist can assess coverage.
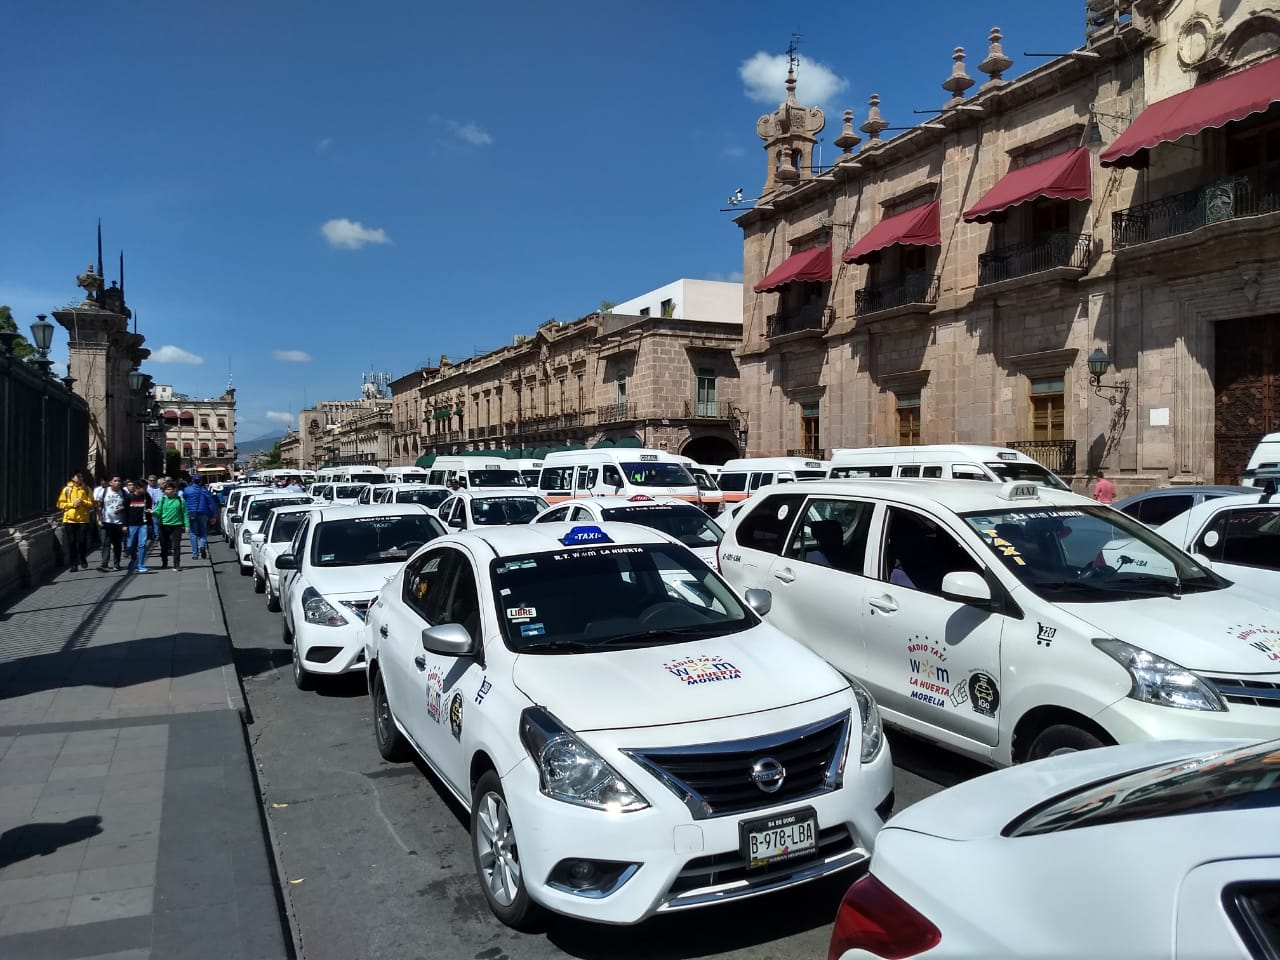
[737,0,1280,492]
[394,280,745,465]
[153,383,237,478]
[293,397,393,469]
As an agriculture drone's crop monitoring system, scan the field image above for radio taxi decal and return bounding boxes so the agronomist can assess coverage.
[663,655,742,685]
[906,636,950,707]
[425,668,444,723]
[1232,623,1280,662]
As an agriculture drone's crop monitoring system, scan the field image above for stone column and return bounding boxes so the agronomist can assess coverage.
[52,304,132,478]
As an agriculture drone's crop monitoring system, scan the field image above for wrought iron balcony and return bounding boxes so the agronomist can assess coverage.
[977,233,1091,286]
[1112,162,1280,249]
[766,303,832,339]
[596,401,636,424]
[1006,439,1076,476]
[682,399,734,419]
[854,272,940,317]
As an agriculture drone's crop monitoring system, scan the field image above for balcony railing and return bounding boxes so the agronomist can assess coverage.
[977,233,1091,285]
[1112,162,1280,249]
[766,303,832,339]
[1006,439,1076,476]
[682,399,734,419]
[786,448,826,459]
[596,401,636,424]
[854,272,941,317]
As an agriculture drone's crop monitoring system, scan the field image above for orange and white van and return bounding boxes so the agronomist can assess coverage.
[672,455,725,516]
[536,448,701,506]
[717,456,831,505]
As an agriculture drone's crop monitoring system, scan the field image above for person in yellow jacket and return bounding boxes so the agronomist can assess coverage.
[56,470,96,571]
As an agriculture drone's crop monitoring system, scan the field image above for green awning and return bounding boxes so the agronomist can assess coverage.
[593,438,615,448]
[615,436,643,448]
[566,441,587,450]
[532,447,551,459]
[415,454,436,469]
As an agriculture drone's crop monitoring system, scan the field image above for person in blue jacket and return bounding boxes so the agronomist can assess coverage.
[182,477,218,560]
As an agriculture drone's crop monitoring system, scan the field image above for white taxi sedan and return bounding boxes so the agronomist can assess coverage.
[277,504,446,690]
[532,495,723,568]
[234,492,315,574]
[250,503,320,612]
[436,489,548,530]
[830,737,1280,959]
[717,479,1280,768]
[363,523,893,927]
[1153,489,1280,594]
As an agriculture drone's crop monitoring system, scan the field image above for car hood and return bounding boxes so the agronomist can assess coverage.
[886,739,1254,841]
[306,564,401,599]
[510,625,849,732]
[1057,588,1280,673]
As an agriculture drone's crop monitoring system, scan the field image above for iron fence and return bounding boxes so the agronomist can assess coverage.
[978,233,1091,285]
[596,401,636,424]
[1112,162,1280,249]
[1006,439,1077,476]
[682,399,734,419]
[766,304,832,339]
[854,273,941,317]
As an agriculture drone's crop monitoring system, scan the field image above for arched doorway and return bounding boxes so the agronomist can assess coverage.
[681,435,740,465]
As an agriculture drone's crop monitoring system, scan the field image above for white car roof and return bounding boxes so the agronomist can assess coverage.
[378,482,449,491]
[265,503,322,518]
[439,520,677,558]
[552,495,691,511]
[745,477,1094,515]
[1154,491,1275,546]
[449,488,544,501]
[311,503,431,522]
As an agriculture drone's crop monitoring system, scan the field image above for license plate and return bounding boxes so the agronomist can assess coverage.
[740,807,818,869]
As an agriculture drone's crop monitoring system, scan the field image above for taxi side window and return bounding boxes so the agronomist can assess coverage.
[921,465,943,478]
[898,466,920,478]
[404,550,452,623]
[541,466,573,492]
[289,517,310,560]
[575,467,598,490]
[880,507,982,596]
[443,557,482,642]
[602,465,624,489]
[787,498,874,573]
[536,505,571,523]
[952,465,990,481]
[1197,508,1279,568]
[734,493,806,556]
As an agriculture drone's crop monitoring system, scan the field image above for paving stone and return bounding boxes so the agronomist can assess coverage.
[0,762,55,787]
[0,895,71,934]
[0,839,90,880]
[0,869,79,905]
[66,886,154,926]
[39,776,106,800]
[47,764,112,782]
[72,862,156,896]
[79,838,158,871]
[31,795,102,820]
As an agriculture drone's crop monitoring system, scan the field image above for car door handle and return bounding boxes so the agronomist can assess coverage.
[868,595,898,614]
[379,624,388,638]
[414,656,427,671]
[773,567,796,583]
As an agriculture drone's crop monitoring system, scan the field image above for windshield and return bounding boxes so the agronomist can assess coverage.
[1194,506,1280,570]
[796,470,828,481]
[986,460,1070,490]
[600,505,723,548]
[269,512,308,543]
[520,470,541,487]
[472,496,547,525]
[690,469,720,492]
[348,473,383,485]
[334,485,368,499]
[466,469,526,488]
[961,505,1222,601]
[310,514,445,567]
[395,488,451,508]
[247,497,312,521]
[491,542,753,652]
[1007,740,1280,836]
[621,462,696,487]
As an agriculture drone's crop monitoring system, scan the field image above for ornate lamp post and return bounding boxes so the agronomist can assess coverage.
[29,314,55,377]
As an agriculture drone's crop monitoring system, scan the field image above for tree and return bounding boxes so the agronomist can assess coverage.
[599,300,615,314]
[0,306,35,358]
[260,441,283,469]
[164,450,182,478]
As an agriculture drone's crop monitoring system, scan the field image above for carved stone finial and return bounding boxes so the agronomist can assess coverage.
[76,263,103,306]
[785,63,797,102]
[943,46,975,105]
[834,109,862,153]
[776,145,799,181]
[979,26,1013,87]
[860,94,890,141]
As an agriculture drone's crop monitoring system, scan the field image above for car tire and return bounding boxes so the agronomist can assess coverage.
[1025,724,1105,761]
[265,585,280,613]
[281,611,293,645]
[291,638,313,691]
[239,561,251,577]
[253,569,265,593]
[372,671,411,762]
[471,772,540,931]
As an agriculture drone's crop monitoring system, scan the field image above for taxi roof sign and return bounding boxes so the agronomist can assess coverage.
[560,525,613,546]
[999,481,1040,501]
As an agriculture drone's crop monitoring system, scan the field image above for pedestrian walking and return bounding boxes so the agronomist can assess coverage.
[155,482,190,570]
[181,477,215,560]
[56,470,95,570]
[1092,469,1117,505]
[92,475,109,564]
[97,476,126,571]
[146,474,164,538]
[124,480,153,572]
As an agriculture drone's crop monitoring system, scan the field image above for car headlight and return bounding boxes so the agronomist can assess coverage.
[519,707,649,812]
[241,529,252,544]
[301,587,348,627]
[1093,638,1226,711]
[848,679,884,762]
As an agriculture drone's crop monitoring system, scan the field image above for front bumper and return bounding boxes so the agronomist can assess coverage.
[292,617,368,675]
[1096,676,1280,743]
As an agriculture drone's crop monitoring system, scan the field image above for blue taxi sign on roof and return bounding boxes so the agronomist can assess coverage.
[560,525,613,546]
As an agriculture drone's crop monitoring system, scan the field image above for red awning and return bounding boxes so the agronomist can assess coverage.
[753,245,832,293]
[842,201,941,264]
[1101,56,1280,169]
[963,147,1092,223]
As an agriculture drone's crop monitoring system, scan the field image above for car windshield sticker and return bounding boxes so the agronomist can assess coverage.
[506,605,536,620]
[474,677,493,705]
[519,622,546,637]
[550,546,643,561]
[1232,623,1280,662]
[663,655,741,685]
[1203,530,1220,547]
[1036,622,1056,647]
[495,559,536,574]
[560,525,612,546]
[426,669,444,723]
[978,529,1026,566]
[320,553,336,562]
[776,504,790,520]
[449,692,463,740]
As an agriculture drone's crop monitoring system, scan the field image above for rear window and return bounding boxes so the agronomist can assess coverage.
[334,485,367,499]
[472,496,547,525]
[732,493,806,556]
[396,488,450,508]
[269,512,308,543]
[1225,882,1280,959]
[310,515,445,566]
[600,505,723,548]
[467,469,525,488]
[717,473,748,492]
[247,498,312,522]
[986,461,1069,491]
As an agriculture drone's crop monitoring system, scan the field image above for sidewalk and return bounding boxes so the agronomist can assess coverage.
[0,541,291,960]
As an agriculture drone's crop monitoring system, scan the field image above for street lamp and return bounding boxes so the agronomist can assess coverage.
[30,314,55,376]
[1087,347,1129,406]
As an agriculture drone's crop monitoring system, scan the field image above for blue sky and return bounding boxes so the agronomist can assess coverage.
[4,1,1086,440]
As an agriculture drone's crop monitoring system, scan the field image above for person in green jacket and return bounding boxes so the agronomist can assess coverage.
[155,482,190,570]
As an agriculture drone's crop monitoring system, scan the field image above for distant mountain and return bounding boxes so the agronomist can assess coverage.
[237,431,285,456]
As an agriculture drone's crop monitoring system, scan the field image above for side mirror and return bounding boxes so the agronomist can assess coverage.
[450,517,465,529]
[421,623,475,657]
[230,514,242,523]
[744,588,772,616]
[250,533,265,545]
[275,554,297,570]
[941,571,992,605]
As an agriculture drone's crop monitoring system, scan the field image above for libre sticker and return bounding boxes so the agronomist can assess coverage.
[968,672,1000,717]
[776,504,790,521]
[1203,530,1220,548]
[663,655,742,685]
[425,669,443,723]
[474,677,493,705]
[519,622,546,637]
[1036,622,1057,647]
[506,605,536,619]
[449,692,464,740]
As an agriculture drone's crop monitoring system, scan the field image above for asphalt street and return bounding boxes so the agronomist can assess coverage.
[211,537,989,960]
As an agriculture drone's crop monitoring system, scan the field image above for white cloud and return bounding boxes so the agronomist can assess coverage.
[272,349,312,363]
[316,137,333,153]
[722,144,746,158]
[264,410,295,426]
[321,218,391,250]
[706,271,745,283]
[739,52,848,107]
[150,344,204,365]
[456,122,493,146]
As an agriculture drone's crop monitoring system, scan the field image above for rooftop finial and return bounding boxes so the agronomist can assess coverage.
[860,93,890,142]
[942,46,975,105]
[833,109,861,154]
[978,26,1013,87]
[785,32,801,102]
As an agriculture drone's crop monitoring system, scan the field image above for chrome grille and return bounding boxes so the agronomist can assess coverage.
[622,712,850,820]
[1206,676,1280,708]
[339,599,373,622]
[667,824,855,896]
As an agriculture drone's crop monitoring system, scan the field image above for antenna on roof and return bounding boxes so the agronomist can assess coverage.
[786,31,802,73]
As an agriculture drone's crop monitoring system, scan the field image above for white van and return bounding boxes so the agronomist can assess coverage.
[512,459,544,488]
[384,466,429,484]
[426,456,526,489]
[718,457,831,505]
[673,455,726,515]
[828,444,1069,490]
[537,448,700,505]
[1240,432,1280,487]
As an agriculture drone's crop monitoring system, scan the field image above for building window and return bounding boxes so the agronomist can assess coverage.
[639,307,650,317]
[1030,377,1065,441]
[801,402,821,454]
[660,298,675,318]
[696,367,718,416]
[199,417,209,429]
[1032,199,1072,237]
[558,378,566,413]
[896,392,921,446]
[182,443,193,457]
[576,373,584,411]
[615,377,628,402]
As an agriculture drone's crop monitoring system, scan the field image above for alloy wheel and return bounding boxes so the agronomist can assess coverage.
[474,792,521,907]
